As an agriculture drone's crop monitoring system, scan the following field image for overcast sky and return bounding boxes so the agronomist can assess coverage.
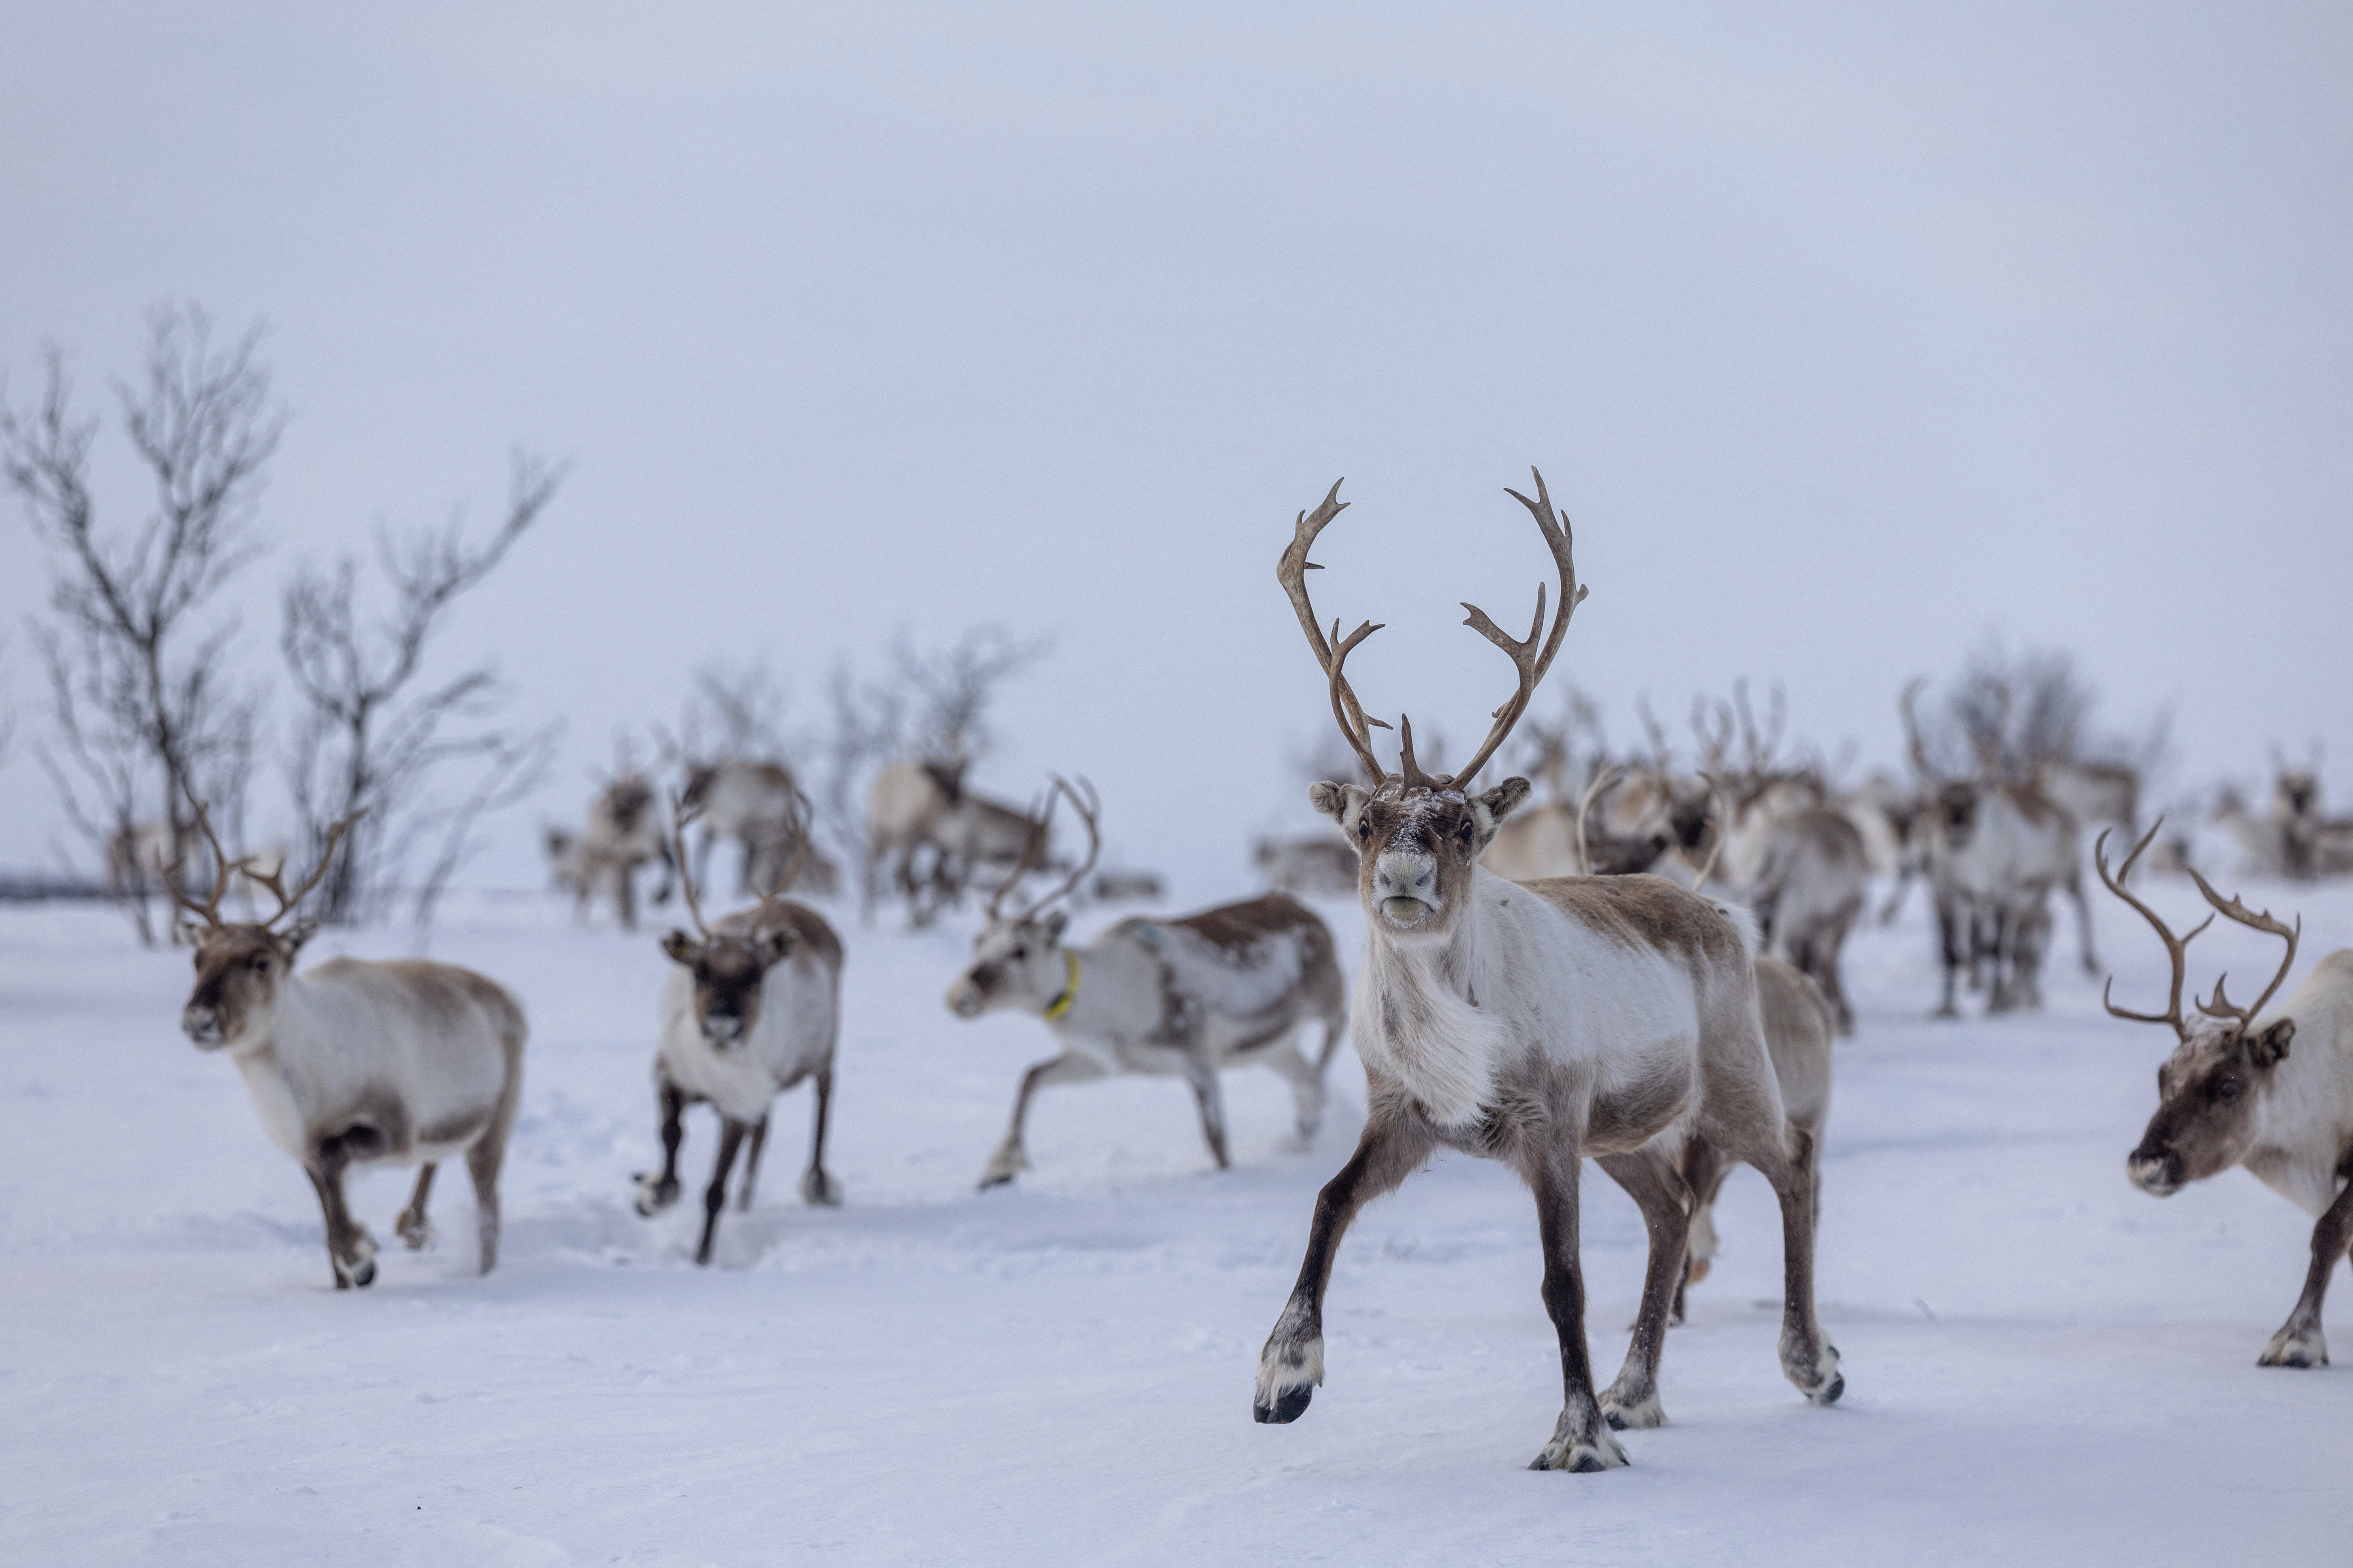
[3,2,2347,898]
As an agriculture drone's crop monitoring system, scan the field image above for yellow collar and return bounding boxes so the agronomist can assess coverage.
[1043,949,1080,1021]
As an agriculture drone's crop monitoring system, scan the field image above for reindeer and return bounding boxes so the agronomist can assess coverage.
[865,758,1048,925]
[946,778,1346,1189]
[680,758,832,897]
[169,800,526,1290]
[563,742,677,929]
[635,790,844,1266]
[2095,820,2353,1366]
[1252,472,1840,1475]
[1902,679,2084,1015]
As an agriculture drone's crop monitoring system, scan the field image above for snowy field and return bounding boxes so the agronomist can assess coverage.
[6,873,2352,1567]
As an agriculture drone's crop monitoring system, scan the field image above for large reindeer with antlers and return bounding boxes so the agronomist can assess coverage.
[635,790,844,1266]
[2096,820,2353,1366]
[169,798,527,1289]
[945,778,1346,1189]
[1253,471,1840,1475]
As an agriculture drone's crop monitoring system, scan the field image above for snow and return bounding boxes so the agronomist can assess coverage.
[5,877,2351,1566]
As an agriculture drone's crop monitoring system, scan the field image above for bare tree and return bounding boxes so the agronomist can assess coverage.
[681,657,794,763]
[280,449,563,930]
[3,304,278,943]
[892,625,1051,763]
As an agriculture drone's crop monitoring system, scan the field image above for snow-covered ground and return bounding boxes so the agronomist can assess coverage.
[5,873,2351,1566]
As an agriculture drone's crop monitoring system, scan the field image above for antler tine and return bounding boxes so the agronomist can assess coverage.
[1574,763,1623,877]
[1899,678,1943,785]
[747,786,819,925]
[986,787,1056,922]
[1324,618,1394,784]
[2092,820,2212,1035]
[238,809,365,929]
[1690,695,1733,776]
[1018,775,1102,921]
[1277,482,1388,785]
[666,790,711,940]
[2183,866,2301,1026]
[165,783,237,929]
[1452,468,1588,789]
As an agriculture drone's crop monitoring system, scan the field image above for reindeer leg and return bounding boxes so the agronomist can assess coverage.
[466,1131,506,1276]
[738,1114,769,1211]
[1183,1051,1232,1170]
[1265,1033,1326,1151]
[2068,862,2100,976]
[1745,1125,1842,1405]
[635,1079,688,1216]
[695,1119,747,1266]
[1933,893,1965,1018]
[1672,1139,1730,1323]
[1528,1145,1627,1471]
[801,1071,843,1207]
[397,1163,438,1250]
[1595,1148,1693,1430]
[1255,1106,1433,1424]
[979,1054,1103,1189]
[2260,1166,2353,1368]
[308,1135,377,1290]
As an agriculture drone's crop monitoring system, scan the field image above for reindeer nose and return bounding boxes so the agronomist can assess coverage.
[2126,1149,2180,1195]
[702,1014,745,1047]
[181,1006,223,1045]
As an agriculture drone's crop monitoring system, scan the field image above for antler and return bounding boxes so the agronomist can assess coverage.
[2093,820,2212,1036]
[1898,678,1944,785]
[985,787,1056,922]
[240,810,365,930]
[1448,468,1587,789]
[1276,481,1390,783]
[667,792,712,940]
[1735,679,1785,782]
[1574,763,1623,877]
[994,775,1101,923]
[164,784,238,931]
[2184,867,2300,1028]
[1689,697,1733,777]
[1277,468,1587,793]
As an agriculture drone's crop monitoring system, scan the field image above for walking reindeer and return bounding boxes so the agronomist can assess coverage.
[1253,471,1840,1474]
[635,792,844,1266]
[2098,820,2353,1367]
[945,778,1347,1189]
[171,800,527,1289]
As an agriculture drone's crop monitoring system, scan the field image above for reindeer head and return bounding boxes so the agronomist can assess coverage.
[2271,743,2323,822]
[2093,822,2302,1195]
[171,795,360,1051]
[1278,470,1586,938]
[660,790,807,1049]
[946,777,1097,1019]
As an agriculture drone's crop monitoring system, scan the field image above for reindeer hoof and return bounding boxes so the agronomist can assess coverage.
[801,1168,843,1208]
[1530,1431,1629,1473]
[1255,1382,1313,1423]
[397,1214,434,1251]
[2259,1330,2327,1368]
[1812,1373,1844,1406]
[1600,1387,1665,1430]
[634,1173,680,1217]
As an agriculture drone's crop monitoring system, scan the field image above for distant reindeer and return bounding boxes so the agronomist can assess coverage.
[567,742,676,929]
[635,792,843,1266]
[946,778,1346,1189]
[2096,821,2353,1367]
[1902,679,2085,1015]
[1252,472,1838,1475]
[681,758,838,898]
[1253,833,1361,897]
[170,799,525,1290]
[865,758,1048,925]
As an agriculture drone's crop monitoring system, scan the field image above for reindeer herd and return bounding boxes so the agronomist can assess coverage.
[145,466,2353,1480]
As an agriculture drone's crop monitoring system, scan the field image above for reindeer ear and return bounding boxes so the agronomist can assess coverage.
[1473,777,1533,842]
[661,930,699,965]
[279,918,319,958]
[2253,1018,2295,1067]
[176,921,208,946]
[1042,909,1070,944]
[757,928,793,967]
[1308,782,1371,837]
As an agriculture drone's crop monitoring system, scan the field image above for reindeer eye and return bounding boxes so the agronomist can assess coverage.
[1011,945,1028,961]
[1357,819,1372,841]
[251,956,270,974]
[2215,1079,2240,1101]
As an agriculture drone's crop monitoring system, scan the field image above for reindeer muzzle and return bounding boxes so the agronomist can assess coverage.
[181,1006,228,1049]
[2126,1149,2181,1197]
[700,1014,746,1049]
